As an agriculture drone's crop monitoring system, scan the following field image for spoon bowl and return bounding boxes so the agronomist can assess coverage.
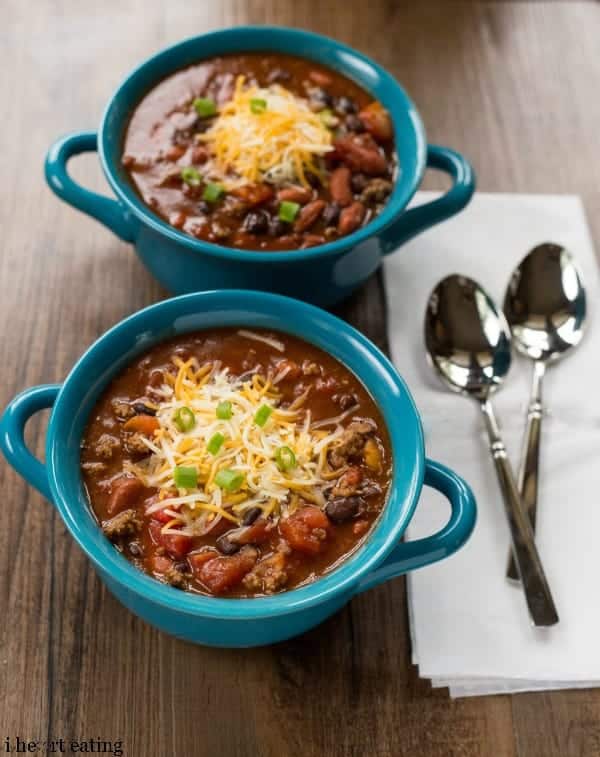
[505,242,586,362]
[425,274,512,400]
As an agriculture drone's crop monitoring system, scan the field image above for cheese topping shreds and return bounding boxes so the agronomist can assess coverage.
[127,356,353,536]
[198,76,333,188]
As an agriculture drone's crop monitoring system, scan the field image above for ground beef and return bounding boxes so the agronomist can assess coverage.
[102,509,142,541]
[123,432,151,457]
[242,551,288,594]
[94,434,120,460]
[112,399,135,421]
[331,466,363,497]
[162,566,187,589]
[81,461,107,474]
[360,178,393,205]
[328,419,376,469]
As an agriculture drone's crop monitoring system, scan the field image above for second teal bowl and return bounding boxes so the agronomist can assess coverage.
[45,26,475,306]
[0,290,476,646]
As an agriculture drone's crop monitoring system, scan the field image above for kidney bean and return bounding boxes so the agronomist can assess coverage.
[294,199,326,232]
[329,166,353,207]
[334,135,387,176]
[191,145,209,164]
[277,186,313,204]
[164,144,185,162]
[301,234,326,248]
[231,183,274,206]
[358,101,393,142]
[338,201,366,236]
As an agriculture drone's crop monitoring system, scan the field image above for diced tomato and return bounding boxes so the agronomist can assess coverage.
[279,506,330,555]
[188,550,218,574]
[232,518,272,546]
[123,414,160,436]
[151,555,175,575]
[148,519,192,559]
[107,476,145,515]
[192,549,257,594]
[358,102,393,143]
[152,508,173,524]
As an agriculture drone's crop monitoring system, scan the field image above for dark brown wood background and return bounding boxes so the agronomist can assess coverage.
[2,2,600,755]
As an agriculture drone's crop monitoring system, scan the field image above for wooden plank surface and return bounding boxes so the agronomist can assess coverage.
[1,1,599,755]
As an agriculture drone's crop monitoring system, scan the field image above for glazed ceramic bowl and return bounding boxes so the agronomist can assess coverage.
[45,26,475,307]
[0,290,476,646]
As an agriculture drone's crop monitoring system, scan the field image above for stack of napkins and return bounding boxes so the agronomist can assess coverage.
[385,192,600,697]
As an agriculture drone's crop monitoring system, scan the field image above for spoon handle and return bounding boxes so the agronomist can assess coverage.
[480,399,559,626]
[507,360,546,580]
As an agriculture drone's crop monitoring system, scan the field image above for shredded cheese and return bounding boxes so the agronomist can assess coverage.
[128,357,356,535]
[198,76,333,188]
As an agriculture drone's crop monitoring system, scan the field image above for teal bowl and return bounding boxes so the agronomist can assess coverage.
[45,26,475,307]
[0,291,475,646]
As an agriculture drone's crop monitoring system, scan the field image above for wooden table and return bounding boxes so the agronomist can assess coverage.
[2,2,599,755]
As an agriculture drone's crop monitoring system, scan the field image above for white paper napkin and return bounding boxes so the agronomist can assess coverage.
[384,192,600,697]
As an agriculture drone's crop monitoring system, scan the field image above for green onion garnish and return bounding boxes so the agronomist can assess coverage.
[215,468,245,492]
[254,404,273,428]
[216,400,233,420]
[278,201,300,223]
[207,432,225,456]
[319,108,338,128]
[174,465,198,489]
[193,97,217,118]
[181,166,202,186]
[275,446,296,472]
[203,182,224,203]
[250,98,267,114]
[173,406,196,432]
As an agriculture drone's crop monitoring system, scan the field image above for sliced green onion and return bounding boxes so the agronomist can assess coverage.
[203,182,225,203]
[207,432,225,456]
[254,404,273,428]
[215,468,245,492]
[216,400,233,420]
[275,446,296,472]
[193,97,217,118]
[319,108,338,128]
[278,201,300,223]
[250,97,267,114]
[173,406,196,432]
[181,166,202,186]
[174,465,198,489]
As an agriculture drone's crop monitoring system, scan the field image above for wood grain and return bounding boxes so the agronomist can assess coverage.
[1,2,599,756]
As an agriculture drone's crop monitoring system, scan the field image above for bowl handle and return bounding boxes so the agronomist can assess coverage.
[0,385,61,501]
[354,458,476,595]
[382,145,475,254]
[45,131,137,243]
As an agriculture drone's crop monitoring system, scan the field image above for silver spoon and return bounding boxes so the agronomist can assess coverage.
[504,243,586,580]
[425,274,559,626]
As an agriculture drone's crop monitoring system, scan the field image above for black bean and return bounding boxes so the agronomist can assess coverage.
[322,202,340,226]
[197,200,211,214]
[242,209,269,234]
[350,173,369,193]
[325,495,365,524]
[242,507,262,525]
[309,87,334,109]
[333,392,358,411]
[306,171,322,189]
[345,114,365,133]
[128,541,144,557]
[216,534,240,555]
[335,96,358,115]
[133,402,156,416]
[174,560,190,573]
[268,217,288,237]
